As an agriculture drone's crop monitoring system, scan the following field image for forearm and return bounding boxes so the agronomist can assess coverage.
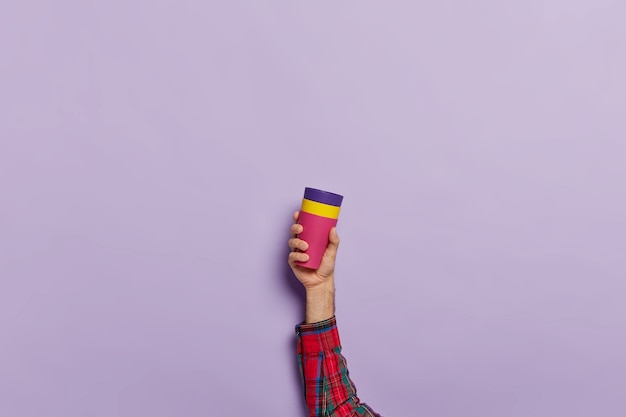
[305,281,335,323]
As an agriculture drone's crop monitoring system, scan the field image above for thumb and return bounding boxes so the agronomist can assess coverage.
[326,227,340,257]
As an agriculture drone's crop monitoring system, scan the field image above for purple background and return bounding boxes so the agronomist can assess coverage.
[1,1,625,416]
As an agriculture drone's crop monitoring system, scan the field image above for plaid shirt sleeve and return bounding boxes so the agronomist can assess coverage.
[295,317,381,417]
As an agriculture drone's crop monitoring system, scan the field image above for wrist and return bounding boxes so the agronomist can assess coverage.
[304,279,335,297]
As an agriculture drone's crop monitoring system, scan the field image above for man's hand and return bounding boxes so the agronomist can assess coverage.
[288,211,339,323]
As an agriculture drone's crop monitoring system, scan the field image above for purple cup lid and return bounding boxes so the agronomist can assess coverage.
[303,187,343,207]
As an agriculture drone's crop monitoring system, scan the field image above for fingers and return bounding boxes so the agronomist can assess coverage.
[288,237,309,252]
[290,223,303,238]
[288,212,307,265]
[288,251,309,266]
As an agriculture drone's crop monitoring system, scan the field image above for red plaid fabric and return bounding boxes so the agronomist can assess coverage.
[296,317,381,417]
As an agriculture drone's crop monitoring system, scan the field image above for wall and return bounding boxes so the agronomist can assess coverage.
[1,1,625,416]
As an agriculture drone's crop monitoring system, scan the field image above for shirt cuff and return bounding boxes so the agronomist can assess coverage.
[295,316,341,354]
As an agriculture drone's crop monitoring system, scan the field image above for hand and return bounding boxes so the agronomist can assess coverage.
[287,211,340,292]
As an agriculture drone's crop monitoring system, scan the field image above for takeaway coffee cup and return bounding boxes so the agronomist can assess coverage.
[296,187,343,269]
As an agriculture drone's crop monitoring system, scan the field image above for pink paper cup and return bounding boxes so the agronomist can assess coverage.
[295,188,343,270]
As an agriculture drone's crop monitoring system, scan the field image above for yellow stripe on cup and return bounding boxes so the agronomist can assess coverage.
[301,198,341,219]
